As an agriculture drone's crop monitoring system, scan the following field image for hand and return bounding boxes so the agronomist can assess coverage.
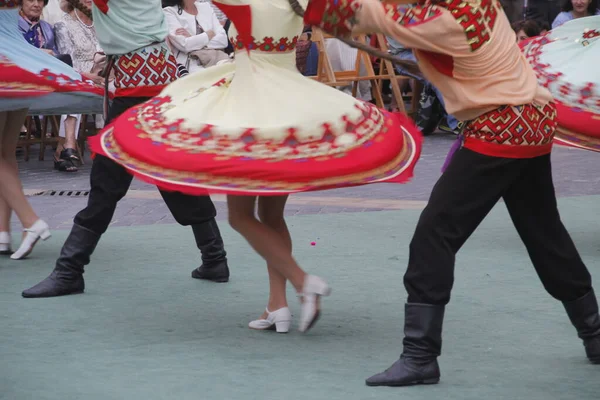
[175,28,191,38]
[206,30,216,40]
[42,49,55,56]
[82,72,104,86]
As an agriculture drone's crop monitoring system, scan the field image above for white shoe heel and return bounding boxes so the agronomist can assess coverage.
[298,275,331,333]
[0,232,12,255]
[249,307,292,333]
[10,220,51,260]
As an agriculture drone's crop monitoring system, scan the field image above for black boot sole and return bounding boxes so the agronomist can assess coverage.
[366,377,440,387]
[191,269,229,283]
[22,288,84,298]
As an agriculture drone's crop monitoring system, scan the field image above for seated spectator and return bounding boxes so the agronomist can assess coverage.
[18,0,58,55]
[512,19,543,43]
[53,0,103,173]
[552,0,600,28]
[162,0,230,74]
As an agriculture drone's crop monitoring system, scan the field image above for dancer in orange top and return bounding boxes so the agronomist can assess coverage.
[303,0,600,387]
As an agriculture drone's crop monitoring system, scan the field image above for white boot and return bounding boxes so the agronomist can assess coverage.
[248,307,292,333]
[11,220,51,260]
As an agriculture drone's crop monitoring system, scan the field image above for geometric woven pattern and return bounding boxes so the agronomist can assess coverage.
[464,103,557,146]
[113,42,178,97]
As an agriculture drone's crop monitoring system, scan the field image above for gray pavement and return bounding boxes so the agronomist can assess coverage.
[14,133,600,232]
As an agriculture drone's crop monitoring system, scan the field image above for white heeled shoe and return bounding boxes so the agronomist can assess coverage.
[0,232,12,255]
[298,275,332,333]
[10,220,51,260]
[248,307,292,333]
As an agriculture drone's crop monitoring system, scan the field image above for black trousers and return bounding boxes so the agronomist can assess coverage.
[73,96,217,234]
[404,148,592,305]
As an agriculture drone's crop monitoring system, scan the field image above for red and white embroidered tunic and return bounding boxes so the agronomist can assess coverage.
[88,0,423,196]
[305,0,557,158]
[91,0,179,98]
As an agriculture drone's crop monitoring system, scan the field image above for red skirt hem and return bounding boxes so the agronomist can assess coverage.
[88,110,423,196]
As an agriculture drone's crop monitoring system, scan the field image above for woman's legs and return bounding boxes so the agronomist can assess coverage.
[228,195,330,332]
[228,195,305,291]
[256,195,292,315]
[0,110,40,230]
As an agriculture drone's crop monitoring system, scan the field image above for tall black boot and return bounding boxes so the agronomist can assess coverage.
[563,289,600,364]
[21,224,100,298]
[366,303,444,387]
[190,218,229,283]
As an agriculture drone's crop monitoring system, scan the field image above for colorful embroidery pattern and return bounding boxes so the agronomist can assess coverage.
[114,43,178,93]
[383,3,442,26]
[319,0,362,36]
[99,123,417,193]
[437,0,500,51]
[133,96,389,160]
[230,35,299,52]
[0,56,104,97]
[463,103,557,147]
[523,35,599,113]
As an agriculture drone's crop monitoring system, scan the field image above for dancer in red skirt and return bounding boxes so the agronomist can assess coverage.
[88,0,423,332]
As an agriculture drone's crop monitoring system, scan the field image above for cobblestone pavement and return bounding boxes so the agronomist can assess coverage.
[14,134,599,230]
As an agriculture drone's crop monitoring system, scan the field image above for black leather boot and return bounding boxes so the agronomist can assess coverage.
[21,224,100,298]
[190,218,229,283]
[563,290,600,364]
[366,303,444,387]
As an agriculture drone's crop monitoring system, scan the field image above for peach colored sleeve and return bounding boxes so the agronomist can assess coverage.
[304,0,466,55]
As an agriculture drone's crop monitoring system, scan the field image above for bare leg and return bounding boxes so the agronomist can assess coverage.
[256,195,292,316]
[0,110,39,229]
[227,195,305,291]
[62,116,78,150]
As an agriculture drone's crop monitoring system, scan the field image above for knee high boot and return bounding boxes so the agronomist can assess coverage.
[190,218,229,283]
[563,289,600,364]
[366,303,444,387]
[22,224,100,298]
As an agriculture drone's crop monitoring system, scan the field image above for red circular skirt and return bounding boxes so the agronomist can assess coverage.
[0,56,105,100]
[90,96,422,196]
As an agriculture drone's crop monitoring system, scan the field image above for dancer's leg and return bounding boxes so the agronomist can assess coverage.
[367,149,525,387]
[159,190,229,282]
[228,195,305,291]
[0,110,39,229]
[257,195,292,314]
[228,195,330,332]
[502,155,599,363]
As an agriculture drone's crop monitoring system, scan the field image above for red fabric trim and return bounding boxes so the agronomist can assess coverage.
[463,139,553,158]
[555,101,600,139]
[213,1,252,53]
[114,86,166,98]
[92,0,109,14]
[304,0,328,27]
[88,101,423,196]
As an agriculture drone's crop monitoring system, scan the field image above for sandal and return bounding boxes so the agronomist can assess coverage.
[61,148,80,165]
[54,150,78,172]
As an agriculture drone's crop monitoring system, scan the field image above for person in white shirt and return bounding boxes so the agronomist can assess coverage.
[163,0,230,73]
